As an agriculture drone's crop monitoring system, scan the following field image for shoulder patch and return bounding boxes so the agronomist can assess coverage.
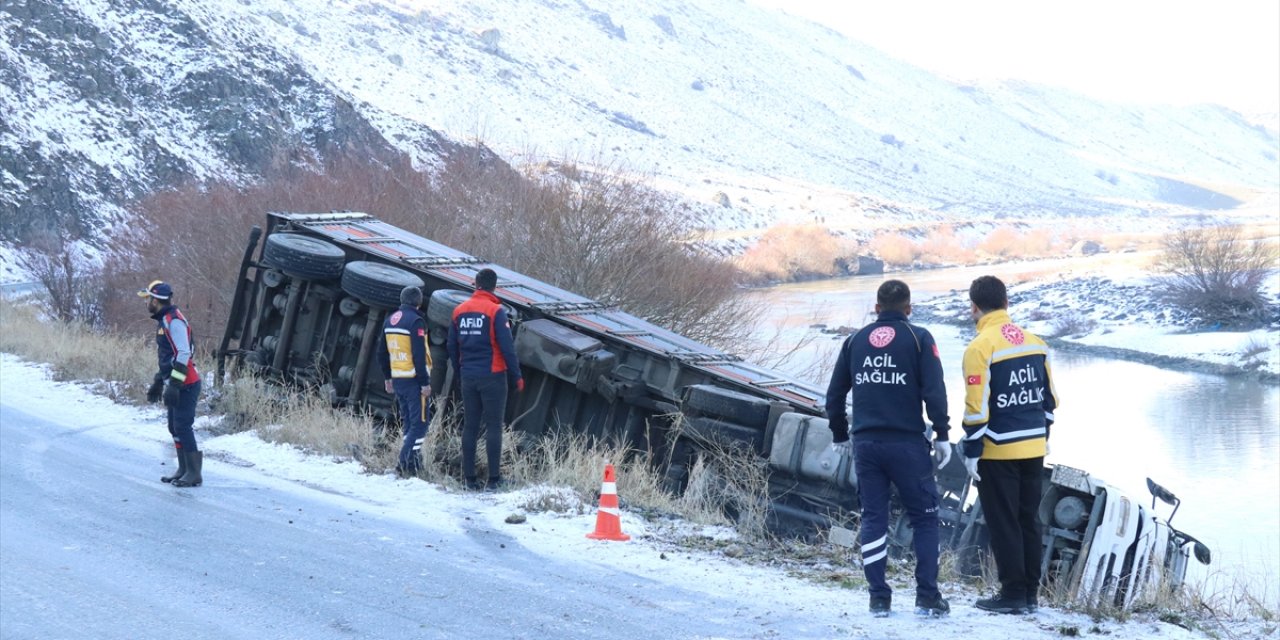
[390,311,403,325]
[868,326,895,348]
[967,374,982,386]
[932,343,940,358]
[1001,323,1025,345]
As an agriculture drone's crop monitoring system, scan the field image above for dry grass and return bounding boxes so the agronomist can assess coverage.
[0,298,155,403]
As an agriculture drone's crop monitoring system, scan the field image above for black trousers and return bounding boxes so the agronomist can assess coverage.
[976,457,1043,599]
[460,372,507,482]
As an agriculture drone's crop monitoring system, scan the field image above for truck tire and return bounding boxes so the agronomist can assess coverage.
[683,384,771,429]
[341,261,424,309]
[262,233,346,281]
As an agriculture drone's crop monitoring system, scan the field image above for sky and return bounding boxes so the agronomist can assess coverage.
[751,0,1280,115]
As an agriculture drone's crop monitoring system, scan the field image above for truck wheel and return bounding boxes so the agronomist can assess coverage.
[341,261,424,309]
[683,384,771,429]
[262,233,346,281]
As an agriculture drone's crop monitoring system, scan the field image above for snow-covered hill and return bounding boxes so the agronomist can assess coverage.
[2,0,1277,245]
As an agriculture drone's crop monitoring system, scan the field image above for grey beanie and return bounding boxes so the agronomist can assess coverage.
[400,285,423,306]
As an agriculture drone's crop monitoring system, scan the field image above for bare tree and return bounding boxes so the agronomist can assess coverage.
[15,234,105,326]
[1156,226,1277,326]
[117,144,760,353]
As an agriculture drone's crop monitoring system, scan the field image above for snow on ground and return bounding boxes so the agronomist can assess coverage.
[914,264,1280,380]
[2,352,1272,639]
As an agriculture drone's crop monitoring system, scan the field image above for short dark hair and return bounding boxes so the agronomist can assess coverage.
[876,279,911,312]
[475,268,497,292]
[400,285,423,307]
[969,275,1008,312]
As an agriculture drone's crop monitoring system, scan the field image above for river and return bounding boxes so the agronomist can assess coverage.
[747,266,1280,597]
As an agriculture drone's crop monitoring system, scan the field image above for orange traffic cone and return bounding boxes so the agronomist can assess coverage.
[586,463,631,541]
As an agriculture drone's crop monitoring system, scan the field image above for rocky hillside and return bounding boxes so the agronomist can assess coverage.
[2,0,1277,245]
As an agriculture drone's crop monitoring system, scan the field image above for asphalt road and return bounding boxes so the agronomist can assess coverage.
[0,403,833,640]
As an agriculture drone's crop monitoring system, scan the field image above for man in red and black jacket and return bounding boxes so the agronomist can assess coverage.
[447,268,523,490]
[139,280,203,488]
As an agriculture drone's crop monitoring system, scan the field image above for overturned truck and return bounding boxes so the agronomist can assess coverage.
[217,211,1209,608]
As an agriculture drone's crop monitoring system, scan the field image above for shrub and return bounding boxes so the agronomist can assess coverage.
[872,232,919,266]
[115,145,754,351]
[15,234,107,327]
[1156,226,1277,326]
[739,223,842,281]
[920,224,975,264]
[1050,311,1098,337]
[977,225,1021,257]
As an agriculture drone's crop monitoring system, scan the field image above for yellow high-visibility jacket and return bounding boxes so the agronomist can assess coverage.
[961,310,1058,460]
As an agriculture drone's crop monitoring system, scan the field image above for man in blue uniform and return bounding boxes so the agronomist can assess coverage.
[379,286,432,477]
[447,268,523,491]
[139,280,203,487]
[826,279,952,617]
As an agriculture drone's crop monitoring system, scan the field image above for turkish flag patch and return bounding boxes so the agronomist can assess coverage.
[417,329,425,337]
[966,375,982,386]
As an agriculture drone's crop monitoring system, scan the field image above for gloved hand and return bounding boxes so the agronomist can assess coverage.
[829,439,852,456]
[933,440,952,469]
[963,456,981,483]
[1044,440,1052,457]
[384,379,393,394]
[420,384,432,398]
[163,381,180,408]
[146,379,164,404]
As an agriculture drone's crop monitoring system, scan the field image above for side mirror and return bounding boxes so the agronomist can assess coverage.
[1146,477,1179,506]
[1193,541,1212,565]
[1146,477,1181,523]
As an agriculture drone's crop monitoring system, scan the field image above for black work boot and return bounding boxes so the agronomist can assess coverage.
[1025,592,1039,613]
[161,448,187,483]
[915,593,950,617]
[172,451,203,487]
[869,595,891,618]
[975,592,1026,614]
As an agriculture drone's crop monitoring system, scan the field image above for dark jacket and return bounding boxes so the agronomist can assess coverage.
[447,290,521,383]
[825,310,949,443]
[152,304,200,386]
[379,304,431,387]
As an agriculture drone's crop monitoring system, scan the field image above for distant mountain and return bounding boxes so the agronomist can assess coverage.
[2,0,1276,245]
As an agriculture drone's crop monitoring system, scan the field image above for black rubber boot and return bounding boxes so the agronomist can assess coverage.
[172,451,202,487]
[161,447,187,483]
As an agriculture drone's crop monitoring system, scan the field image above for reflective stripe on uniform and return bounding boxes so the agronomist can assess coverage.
[986,426,1046,441]
[861,534,888,565]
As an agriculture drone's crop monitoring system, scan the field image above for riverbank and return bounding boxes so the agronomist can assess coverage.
[909,269,1280,383]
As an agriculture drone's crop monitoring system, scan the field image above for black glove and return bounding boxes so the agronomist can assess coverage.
[828,415,850,444]
[146,379,164,404]
[163,381,180,408]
